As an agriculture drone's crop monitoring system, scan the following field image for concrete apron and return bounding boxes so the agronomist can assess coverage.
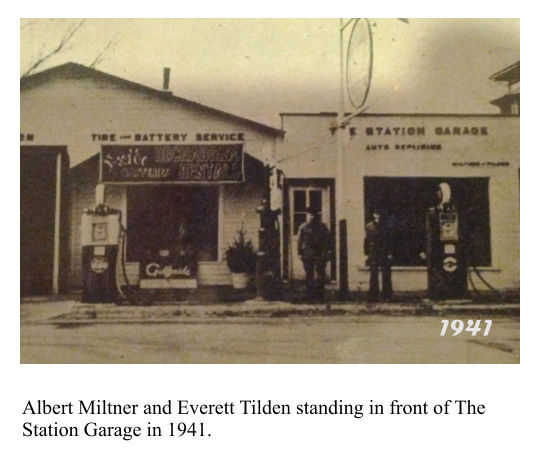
[25,299,520,324]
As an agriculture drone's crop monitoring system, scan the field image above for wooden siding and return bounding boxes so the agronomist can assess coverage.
[21,72,277,168]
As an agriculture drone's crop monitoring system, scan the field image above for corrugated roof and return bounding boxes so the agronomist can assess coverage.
[21,62,284,137]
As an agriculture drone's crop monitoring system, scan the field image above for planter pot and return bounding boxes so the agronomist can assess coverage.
[231,272,249,289]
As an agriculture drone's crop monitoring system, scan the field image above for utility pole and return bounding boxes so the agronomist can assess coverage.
[335,18,407,297]
[336,18,362,298]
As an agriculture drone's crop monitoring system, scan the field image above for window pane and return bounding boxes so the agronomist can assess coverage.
[293,190,306,212]
[309,190,322,212]
[127,186,219,262]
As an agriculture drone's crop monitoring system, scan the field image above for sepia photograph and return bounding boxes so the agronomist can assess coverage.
[20,18,520,363]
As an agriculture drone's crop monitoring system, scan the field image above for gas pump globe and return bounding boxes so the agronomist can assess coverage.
[81,204,121,303]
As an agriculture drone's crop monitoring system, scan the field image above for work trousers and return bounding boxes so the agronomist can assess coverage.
[369,261,392,300]
[303,259,326,300]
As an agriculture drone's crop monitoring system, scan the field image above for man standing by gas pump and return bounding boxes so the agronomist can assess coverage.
[297,207,330,301]
[364,209,394,301]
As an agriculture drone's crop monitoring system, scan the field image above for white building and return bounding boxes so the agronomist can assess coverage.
[278,112,519,294]
[21,62,283,293]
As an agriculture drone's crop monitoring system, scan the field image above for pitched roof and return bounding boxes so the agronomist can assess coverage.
[20,62,284,136]
[489,61,520,84]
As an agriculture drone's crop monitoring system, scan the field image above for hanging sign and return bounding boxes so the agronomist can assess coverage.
[100,144,244,183]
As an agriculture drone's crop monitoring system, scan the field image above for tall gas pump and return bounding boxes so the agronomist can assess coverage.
[255,197,281,299]
[424,182,467,300]
[81,204,121,303]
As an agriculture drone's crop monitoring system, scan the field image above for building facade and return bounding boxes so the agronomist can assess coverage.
[278,113,519,294]
[21,63,283,293]
[21,62,519,298]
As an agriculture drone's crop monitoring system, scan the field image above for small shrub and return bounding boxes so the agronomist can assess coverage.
[225,226,257,274]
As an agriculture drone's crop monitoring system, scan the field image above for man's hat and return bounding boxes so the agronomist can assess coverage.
[307,206,321,215]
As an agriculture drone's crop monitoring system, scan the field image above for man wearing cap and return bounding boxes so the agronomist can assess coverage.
[297,207,331,300]
[364,210,394,301]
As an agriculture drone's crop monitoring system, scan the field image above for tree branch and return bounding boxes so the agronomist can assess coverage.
[89,36,120,69]
[22,19,86,77]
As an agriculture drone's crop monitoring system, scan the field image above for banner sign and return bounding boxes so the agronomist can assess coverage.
[100,144,244,183]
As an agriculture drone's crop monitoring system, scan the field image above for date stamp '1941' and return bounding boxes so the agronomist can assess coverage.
[440,320,492,337]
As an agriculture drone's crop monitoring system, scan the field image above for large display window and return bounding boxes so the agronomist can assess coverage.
[364,177,491,267]
[126,185,219,262]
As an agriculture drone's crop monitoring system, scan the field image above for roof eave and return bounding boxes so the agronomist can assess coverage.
[489,61,520,83]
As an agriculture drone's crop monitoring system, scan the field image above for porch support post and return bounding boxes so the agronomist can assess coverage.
[52,152,62,295]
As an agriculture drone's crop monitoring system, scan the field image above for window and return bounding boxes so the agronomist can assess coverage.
[293,188,323,234]
[127,186,219,262]
[364,177,491,266]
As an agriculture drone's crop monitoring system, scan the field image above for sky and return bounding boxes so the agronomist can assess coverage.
[20,18,520,127]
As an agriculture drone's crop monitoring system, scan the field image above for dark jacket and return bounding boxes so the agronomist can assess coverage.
[298,219,330,261]
[364,220,393,264]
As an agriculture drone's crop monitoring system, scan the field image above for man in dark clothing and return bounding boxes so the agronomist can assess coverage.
[364,210,393,301]
[297,207,330,300]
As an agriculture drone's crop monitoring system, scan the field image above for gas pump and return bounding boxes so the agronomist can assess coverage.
[424,183,467,300]
[81,199,202,305]
[81,204,121,303]
[255,198,282,299]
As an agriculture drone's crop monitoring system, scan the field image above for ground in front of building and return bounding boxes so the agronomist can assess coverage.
[20,299,519,363]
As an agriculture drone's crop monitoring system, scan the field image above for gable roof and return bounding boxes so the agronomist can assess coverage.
[20,62,284,137]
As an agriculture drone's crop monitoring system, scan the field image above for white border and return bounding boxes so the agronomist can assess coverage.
[9,9,533,467]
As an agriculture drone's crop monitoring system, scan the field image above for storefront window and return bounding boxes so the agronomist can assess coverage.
[364,177,491,267]
[126,185,219,262]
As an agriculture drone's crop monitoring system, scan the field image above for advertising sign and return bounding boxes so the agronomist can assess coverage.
[100,144,244,183]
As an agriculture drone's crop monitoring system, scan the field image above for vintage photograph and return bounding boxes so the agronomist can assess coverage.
[20,18,520,363]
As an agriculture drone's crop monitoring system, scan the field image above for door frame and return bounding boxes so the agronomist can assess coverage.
[282,178,336,282]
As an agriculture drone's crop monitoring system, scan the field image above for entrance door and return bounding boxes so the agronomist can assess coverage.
[289,185,331,280]
[21,153,57,295]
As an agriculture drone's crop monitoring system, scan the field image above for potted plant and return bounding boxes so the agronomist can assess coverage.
[225,226,257,289]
